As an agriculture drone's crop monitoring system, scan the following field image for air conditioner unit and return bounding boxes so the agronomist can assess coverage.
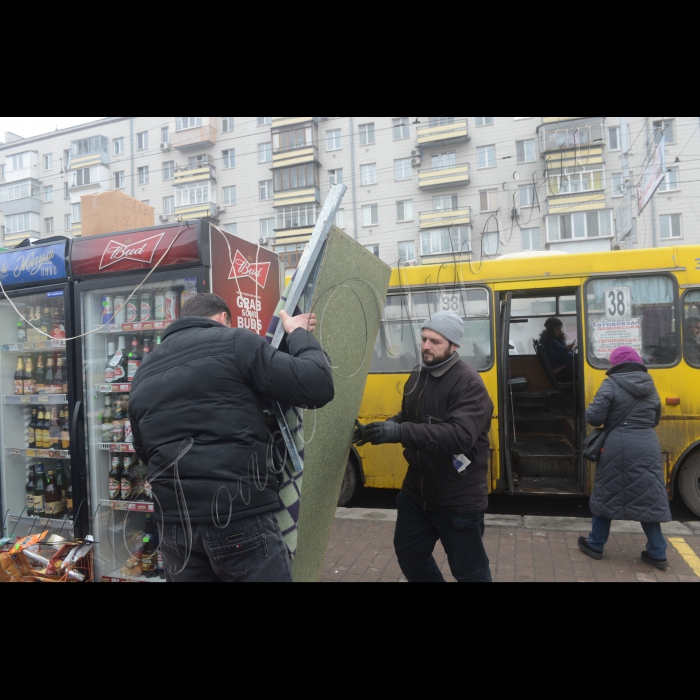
[411,158,421,168]
[160,143,171,152]
[403,261,417,268]
[216,205,226,214]
[511,207,521,219]
[159,215,169,223]
[614,242,628,251]
[411,149,422,158]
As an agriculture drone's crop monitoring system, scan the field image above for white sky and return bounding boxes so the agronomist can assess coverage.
[0,117,104,141]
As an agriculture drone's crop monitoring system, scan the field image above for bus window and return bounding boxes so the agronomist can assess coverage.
[510,295,579,355]
[370,321,422,373]
[683,290,700,368]
[586,276,678,368]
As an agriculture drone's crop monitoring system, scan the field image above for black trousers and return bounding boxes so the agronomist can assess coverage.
[394,492,492,583]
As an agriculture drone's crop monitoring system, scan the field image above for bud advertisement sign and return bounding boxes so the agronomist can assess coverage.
[0,241,68,288]
[210,228,280,336]
[71,223,202,278]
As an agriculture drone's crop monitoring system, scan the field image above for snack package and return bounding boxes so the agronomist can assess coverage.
[12,531,48,554]
[0,552,25,582]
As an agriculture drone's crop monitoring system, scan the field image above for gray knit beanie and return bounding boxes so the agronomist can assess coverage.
[422,312,464,347]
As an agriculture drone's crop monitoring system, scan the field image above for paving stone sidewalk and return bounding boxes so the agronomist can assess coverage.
[321,510,700,583]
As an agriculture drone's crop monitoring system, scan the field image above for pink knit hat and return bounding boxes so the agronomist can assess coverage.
[609,346,644,366]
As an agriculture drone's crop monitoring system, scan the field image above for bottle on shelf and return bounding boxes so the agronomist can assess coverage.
[65,467,74,519]
[109,455,122,501]
[127,336,142,382]
[113,397,126,443]
[35,406,45,448]
[26,466,36,517]
[34,463,46,518]
[17,319,27,344]
[112,337,128,383]
[102,396,114,443]
[44,469,63,520]
[45,354,55,392]
[140,294,153,322]
[23,355,36,395]
[102,295,113,326]
[130,458,145,498]
[41,406,51,450]
[155,333,162,346]
[28,408,38,449]
[142,535,157,579]
[143,339,152,357]
[51,308,66,340]
[61,411,70,450]
[55,354,68,395]
[39,307,52,335]
[35,354,46,394]
[14,355,25,396]
[157,550,166,580]
[120,459,135,502]
[56,462,69,516]
[105,343,116,384]
[49,408,61,449]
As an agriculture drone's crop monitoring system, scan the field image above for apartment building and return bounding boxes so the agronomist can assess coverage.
[1,117,698,269]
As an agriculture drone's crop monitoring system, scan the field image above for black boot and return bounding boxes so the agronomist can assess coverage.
[642,551,669,571]
[578,537,604,561]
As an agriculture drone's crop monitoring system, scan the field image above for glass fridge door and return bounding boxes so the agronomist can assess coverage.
[82,275,197,582]
[0,289,73,543]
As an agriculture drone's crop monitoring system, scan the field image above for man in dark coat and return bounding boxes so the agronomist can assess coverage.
[355,312,494,583]
[579,346,672,570]
[129,293,334,583]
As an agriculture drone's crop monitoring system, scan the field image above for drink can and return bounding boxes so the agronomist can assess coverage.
[114,297,126,326]
[102,296,113,325]
[126,301,138,323]
[164,292,179,321]
[124,420,133,444]
[141,294,153,322]
[155,294,166,321]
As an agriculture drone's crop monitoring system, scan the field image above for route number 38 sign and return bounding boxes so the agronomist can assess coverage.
[605,287,632,319]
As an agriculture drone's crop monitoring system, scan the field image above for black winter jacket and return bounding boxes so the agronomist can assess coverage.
[129,317,334,525]
[586,362,671,523]
[390,354,494,514]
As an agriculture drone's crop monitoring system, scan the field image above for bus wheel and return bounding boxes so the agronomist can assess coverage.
[679,452,700,517]
[338,459,360,508]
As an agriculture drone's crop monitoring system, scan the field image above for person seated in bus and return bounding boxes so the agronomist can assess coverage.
[539,318,575,382]
[652,330,679,365]
[685,316,700,365]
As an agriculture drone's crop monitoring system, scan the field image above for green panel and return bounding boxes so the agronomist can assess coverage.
[293,228,391,582]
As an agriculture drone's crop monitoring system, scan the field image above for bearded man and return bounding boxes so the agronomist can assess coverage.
[355,312,494,583]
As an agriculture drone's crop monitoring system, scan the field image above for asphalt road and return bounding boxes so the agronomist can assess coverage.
[347,488,698,522]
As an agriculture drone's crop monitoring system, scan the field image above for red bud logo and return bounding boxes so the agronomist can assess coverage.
[229,250,270,289]
[99,233,166,270]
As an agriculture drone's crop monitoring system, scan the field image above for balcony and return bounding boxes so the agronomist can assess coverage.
[69,135,109,170]
[173,163,217,185]
[271,117,318,129]
[273,187,320,209]
[419,207,472,230]
[171,118,218,151]
[417,119,469,147]
[0,180,42,216]
[418,164,470,190]
[272,144,319,170]
[173,202,219,221]
[538,118,606,156]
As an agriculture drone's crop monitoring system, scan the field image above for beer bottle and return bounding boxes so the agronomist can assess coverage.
[51,308,66,339]
[14,355,25,395]
[142,535,157,578]
[105,343,116,384]
[44,469,63,520]
[17,320,27,344]
[120,460,134,501]
[36,406,45,448]
[36,354,46,394]
[28,408,38,449]
[112,397,125,443]
[34,463,46,518]
[42,406,51,449]
[127,336,142,383]
[155,333,162,346]
[39,307,51,335]
[45,354,55,391]
[113,337,128,383]
[102,396,114,443]
[61,412,70,450]
[49,408,61,449]
[143,339,152,356]
[23,355,36,395]
[157,550,166,580]
[55,354,67,395]
[56,462,69,516]
[65,468,74,519]
[109,455,122,501]
[26,466,36,517]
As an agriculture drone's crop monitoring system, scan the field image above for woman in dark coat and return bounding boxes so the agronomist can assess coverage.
[539,318,575,382]
[578,346,672,569]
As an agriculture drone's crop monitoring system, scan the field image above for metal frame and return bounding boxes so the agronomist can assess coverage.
[271,183,348,473]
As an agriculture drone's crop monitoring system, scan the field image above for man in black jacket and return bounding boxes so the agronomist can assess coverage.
[130,293,334,583]
[355,312,493,583]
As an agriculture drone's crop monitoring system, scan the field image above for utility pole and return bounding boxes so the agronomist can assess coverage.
[645,118,658,248]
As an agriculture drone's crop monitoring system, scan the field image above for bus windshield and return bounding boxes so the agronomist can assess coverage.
[586,275,678,368]
[370,287,492,373]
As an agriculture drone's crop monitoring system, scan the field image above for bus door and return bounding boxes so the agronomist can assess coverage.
[498,288,585,496]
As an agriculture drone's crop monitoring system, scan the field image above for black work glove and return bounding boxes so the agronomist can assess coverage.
[359,421,403,446]
[353,421,367,446]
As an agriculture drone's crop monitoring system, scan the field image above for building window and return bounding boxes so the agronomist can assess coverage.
[161,127,170,146]
[519,184,536,208]
[222,149,236,169]
[654,119,676,144]
[327,129,342,151]
[176,117,203,131]
[609,127,621,151]
[64,183,70,199]
[44,186,54,203]
[114,138,124,156]
[395,158,412,181]
[258,117,271,126]
[359,123,375,145]
[477,145,496,169]
[258,143,272,163]
[273,164,317,192]
[261,218,275,238]
[422,226,471,256]
[329,169,343,185]
[431,152,456,170]
[658,168,680,192]
[365,245,380,257]
[362,205,379,227]
[397,200,414,222]
[398,241,416,263]
[393,118,410,140]
[548,165,604,195]
[175,182,213,208]
[335,209,346,229]
[224,223,238,235]
[361,164,377,186]
[222,117,234,133]
[114,171,125,189]
[276,204,318,230]
[260,181,273,200]
[138,166,149,185]
[72,203,82,224]
[547,210,613,241]
[521,228,541,251]
[44,154,53,171]
[137,131,148,151]
[44,218,54,236]
[434,194,458,211]
[516,139,536,164]
[162,162,175,181]
[223,186,237,206]
[480,189,498,212]
[164,196,175,215]
[5,213,32,235]
[65,214,72,232]
[660,214,682,240]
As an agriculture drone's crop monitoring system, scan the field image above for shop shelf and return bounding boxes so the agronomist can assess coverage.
[1,340,67,353]
[4,394,68,405]
[97,443,136,454]
[99,499,155,514]
[6,447,71,459]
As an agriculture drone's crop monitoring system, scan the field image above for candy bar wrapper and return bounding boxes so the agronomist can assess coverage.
[11,531,48,554]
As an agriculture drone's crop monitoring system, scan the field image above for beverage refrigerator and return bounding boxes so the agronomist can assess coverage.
[0,238,83,544]
[70,220,281,582]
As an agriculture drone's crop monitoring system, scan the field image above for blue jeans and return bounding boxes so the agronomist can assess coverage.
[158,512,293,583]
[394,492,492,583]
[588,516,668,560]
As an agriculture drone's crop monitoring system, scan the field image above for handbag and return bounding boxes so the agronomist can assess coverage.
[583,396,641,463]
